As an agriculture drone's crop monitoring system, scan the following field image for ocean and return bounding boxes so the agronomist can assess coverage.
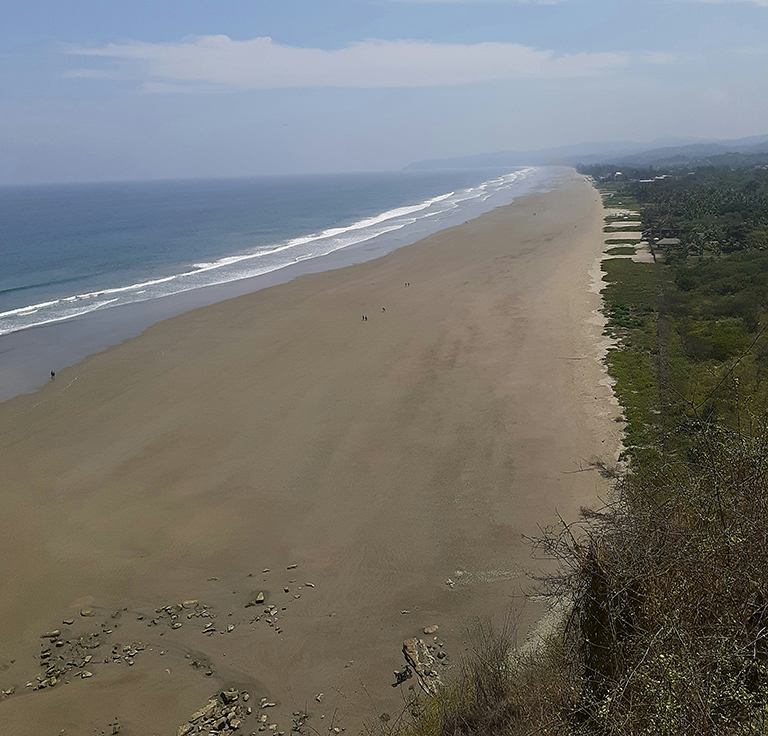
[0,166,557,400]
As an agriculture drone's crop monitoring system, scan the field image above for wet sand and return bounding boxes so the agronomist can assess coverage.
[0,170,620,735]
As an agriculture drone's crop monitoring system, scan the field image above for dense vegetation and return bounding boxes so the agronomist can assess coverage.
[385,163,768,735]
[594,165,768,462]
[586,164,768,254]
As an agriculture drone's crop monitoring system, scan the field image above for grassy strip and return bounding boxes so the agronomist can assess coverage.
[600,259,657,337]
[605,238,642,245]
[600,258,660,457]
[598,190,640,210]
[605,246,636,255]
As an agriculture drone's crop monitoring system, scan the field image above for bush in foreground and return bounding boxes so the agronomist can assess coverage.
[387,424,768,735]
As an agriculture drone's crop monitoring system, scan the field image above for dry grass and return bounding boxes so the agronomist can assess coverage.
[386,424,768,736]
[380,618,576,736]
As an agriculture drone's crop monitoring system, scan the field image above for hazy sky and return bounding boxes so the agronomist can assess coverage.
[1,0,767,184]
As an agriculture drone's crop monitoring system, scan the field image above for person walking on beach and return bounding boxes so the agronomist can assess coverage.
[50,370,55,379]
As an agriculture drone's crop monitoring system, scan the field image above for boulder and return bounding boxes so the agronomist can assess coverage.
[221,689,240,704]
[402,638,442,696]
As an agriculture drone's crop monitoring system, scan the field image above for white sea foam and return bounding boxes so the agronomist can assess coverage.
[0,168,537,336]
[0,299,63,319]
[0,299,121,334]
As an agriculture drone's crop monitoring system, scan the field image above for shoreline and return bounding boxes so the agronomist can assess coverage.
[0,167,559,405]
[0,170,620,735]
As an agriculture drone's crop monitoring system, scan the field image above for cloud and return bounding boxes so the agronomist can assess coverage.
[64,35,625,90]
[61,69,116,80]
[669,0,768,5]
[385,0,568,3]
[643,52,677,65]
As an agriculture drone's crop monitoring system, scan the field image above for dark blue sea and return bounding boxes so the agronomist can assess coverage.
[0,168,544,336]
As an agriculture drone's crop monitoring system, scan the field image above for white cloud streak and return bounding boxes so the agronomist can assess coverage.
[64,35,625,90]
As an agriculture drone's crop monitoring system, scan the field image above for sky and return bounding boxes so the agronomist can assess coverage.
[1,0,767,184]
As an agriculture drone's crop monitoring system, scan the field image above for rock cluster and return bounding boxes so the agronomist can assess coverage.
[261,606,282,634]
[177,689,298,736]
[30,629,106,690]
[177,689,249,735]
[2,564,323,730]
[14,620,152,694]
[244,603,286,635]
[108,641,145,665]
[150,599,211,630]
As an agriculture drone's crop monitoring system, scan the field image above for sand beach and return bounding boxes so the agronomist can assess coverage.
[0,170,620,735]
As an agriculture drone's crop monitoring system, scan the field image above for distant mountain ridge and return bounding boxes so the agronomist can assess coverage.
[404,135,768,171]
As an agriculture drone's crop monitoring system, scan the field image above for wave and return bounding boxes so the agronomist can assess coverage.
[0,168,536,336]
